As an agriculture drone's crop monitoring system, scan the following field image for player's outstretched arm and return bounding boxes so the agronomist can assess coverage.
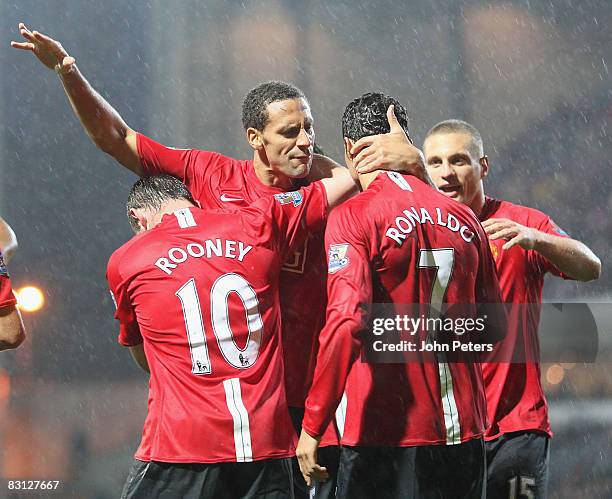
[0,307,25,351]
[319,168,359,209]
[0,218,18,264]
[11,23,143,175]
[483,218,601,282]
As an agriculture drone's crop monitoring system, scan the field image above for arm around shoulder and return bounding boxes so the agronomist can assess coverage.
[319,168,359,210]
[0,218,18,264]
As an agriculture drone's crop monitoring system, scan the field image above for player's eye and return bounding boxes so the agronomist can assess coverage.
[452,156,468,166]
[283,128,299,138]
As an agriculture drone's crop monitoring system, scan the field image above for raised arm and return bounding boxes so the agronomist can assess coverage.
[11,23,142,175]
[0,218,18,264]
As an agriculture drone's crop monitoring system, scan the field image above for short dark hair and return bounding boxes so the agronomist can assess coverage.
[126,175,196,232]
[242,81,307,131]
[342,92,411,142]
[426,119,484,157]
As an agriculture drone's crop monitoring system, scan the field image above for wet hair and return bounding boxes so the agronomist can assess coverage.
[426,119,484,157]
[126,175,196,232]
[342,92,411,142]
[242,81,307,131]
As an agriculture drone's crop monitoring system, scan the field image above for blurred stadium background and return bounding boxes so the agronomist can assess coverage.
[0,0,610,497]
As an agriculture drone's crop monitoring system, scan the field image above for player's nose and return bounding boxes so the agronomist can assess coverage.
[296,128,312,148]
[440,161,455,178]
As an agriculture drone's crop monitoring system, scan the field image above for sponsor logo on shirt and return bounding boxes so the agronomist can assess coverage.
[328,243,350,274]
[0,253,8,277]
[274,191,303,207]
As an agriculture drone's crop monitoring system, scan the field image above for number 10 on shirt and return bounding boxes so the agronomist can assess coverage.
[176,274,264,374]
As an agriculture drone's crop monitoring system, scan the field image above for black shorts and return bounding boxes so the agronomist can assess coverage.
[336,439,485,499]
[121,457,294,499]
[289,406,340,499]
[486,431,550,499]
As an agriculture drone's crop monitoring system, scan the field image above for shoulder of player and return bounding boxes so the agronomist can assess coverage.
[491,198,551,226]
[190,149,248,174]
[326,197,369,242]
[108,231,149,270]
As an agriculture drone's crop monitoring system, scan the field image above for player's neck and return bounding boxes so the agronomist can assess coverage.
[359,170,382,191]
[148,200,196,229]
[469,189,486,216]
[253,157,295,190]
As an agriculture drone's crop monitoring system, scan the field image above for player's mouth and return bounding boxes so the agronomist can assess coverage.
[292,155,311,163]
[438,184,461,197]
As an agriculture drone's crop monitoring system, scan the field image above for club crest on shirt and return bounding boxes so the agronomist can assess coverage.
[489,242,500,261]
[274,191,303,207]
[328,243,350,274]
[0,253,8,277]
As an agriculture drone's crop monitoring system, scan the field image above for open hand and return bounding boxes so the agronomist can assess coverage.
[351,105,425,176]
[296,430,329,487]
[482,218,538,250]
[11,23,75,74]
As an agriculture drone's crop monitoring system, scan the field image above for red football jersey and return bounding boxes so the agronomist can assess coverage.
[0,253,17,309]
[137,134,327,409]
[303,172,504,447]
[107,183,327,463]
[480,196,571,440]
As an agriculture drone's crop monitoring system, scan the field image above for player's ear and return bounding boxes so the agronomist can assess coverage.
[343,137,354,165]
[479,155,489,179]
[129,208,148,232]
[246,127,264,151]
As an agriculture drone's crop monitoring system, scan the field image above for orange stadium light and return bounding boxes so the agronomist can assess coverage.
[15,286,45,313]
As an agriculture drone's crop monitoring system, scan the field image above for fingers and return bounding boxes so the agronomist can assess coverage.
[387,105,404,134]
[482,218,511,228]
[310,465,329,483]
[488,228,518,241]
[32,30,55,45]
[356,155,381,173]
[350,136,374,156]
[503,235,522,250]
[483,220,513,235]
[353,145,376,168]
[18,24,37,43]
[10,41,35,51]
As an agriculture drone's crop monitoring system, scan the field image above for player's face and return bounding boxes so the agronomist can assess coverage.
[259,98,315,180]
[424,132,487,212]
